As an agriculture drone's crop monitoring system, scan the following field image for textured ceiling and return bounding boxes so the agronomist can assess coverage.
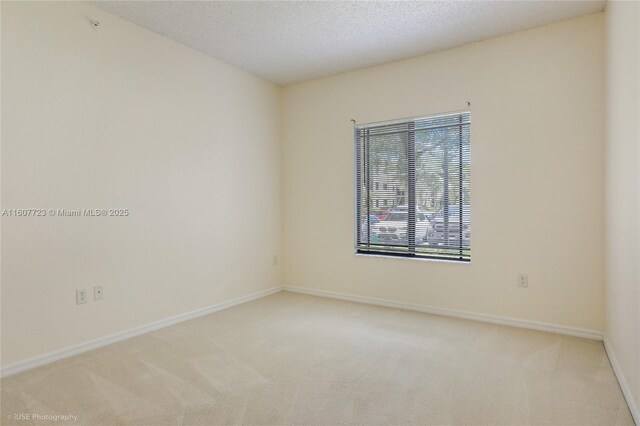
[90,1,605,86]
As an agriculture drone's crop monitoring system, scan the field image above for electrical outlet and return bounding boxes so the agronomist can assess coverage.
[518,274,528,288]
[94,285,104,301]
[76,289,88,304]
[273,255,278,266]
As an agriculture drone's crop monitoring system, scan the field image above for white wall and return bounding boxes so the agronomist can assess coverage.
[283,14,605,332]
[605,0,640,419]
[1,2,282,366]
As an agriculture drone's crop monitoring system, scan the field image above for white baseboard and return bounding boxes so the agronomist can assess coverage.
[603,336,640,425]
[283,286,603,341]
[0,286,283,378]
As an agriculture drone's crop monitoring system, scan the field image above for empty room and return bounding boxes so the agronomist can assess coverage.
[1,0,639,425]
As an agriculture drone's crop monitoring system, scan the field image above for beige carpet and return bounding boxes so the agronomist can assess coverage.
[0,291,634,426]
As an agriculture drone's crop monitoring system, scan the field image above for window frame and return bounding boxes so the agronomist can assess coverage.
[353,110,471,263]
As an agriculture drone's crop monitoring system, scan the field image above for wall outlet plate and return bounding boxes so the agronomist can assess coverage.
[94,285,104,301]
[76,289,88,304]
[518,274,528,288]
[273,255,278,266]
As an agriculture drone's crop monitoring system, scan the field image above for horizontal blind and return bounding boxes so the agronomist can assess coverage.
[355,112,471,261]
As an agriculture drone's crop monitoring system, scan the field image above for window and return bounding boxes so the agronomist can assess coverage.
[355,111,471,261]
